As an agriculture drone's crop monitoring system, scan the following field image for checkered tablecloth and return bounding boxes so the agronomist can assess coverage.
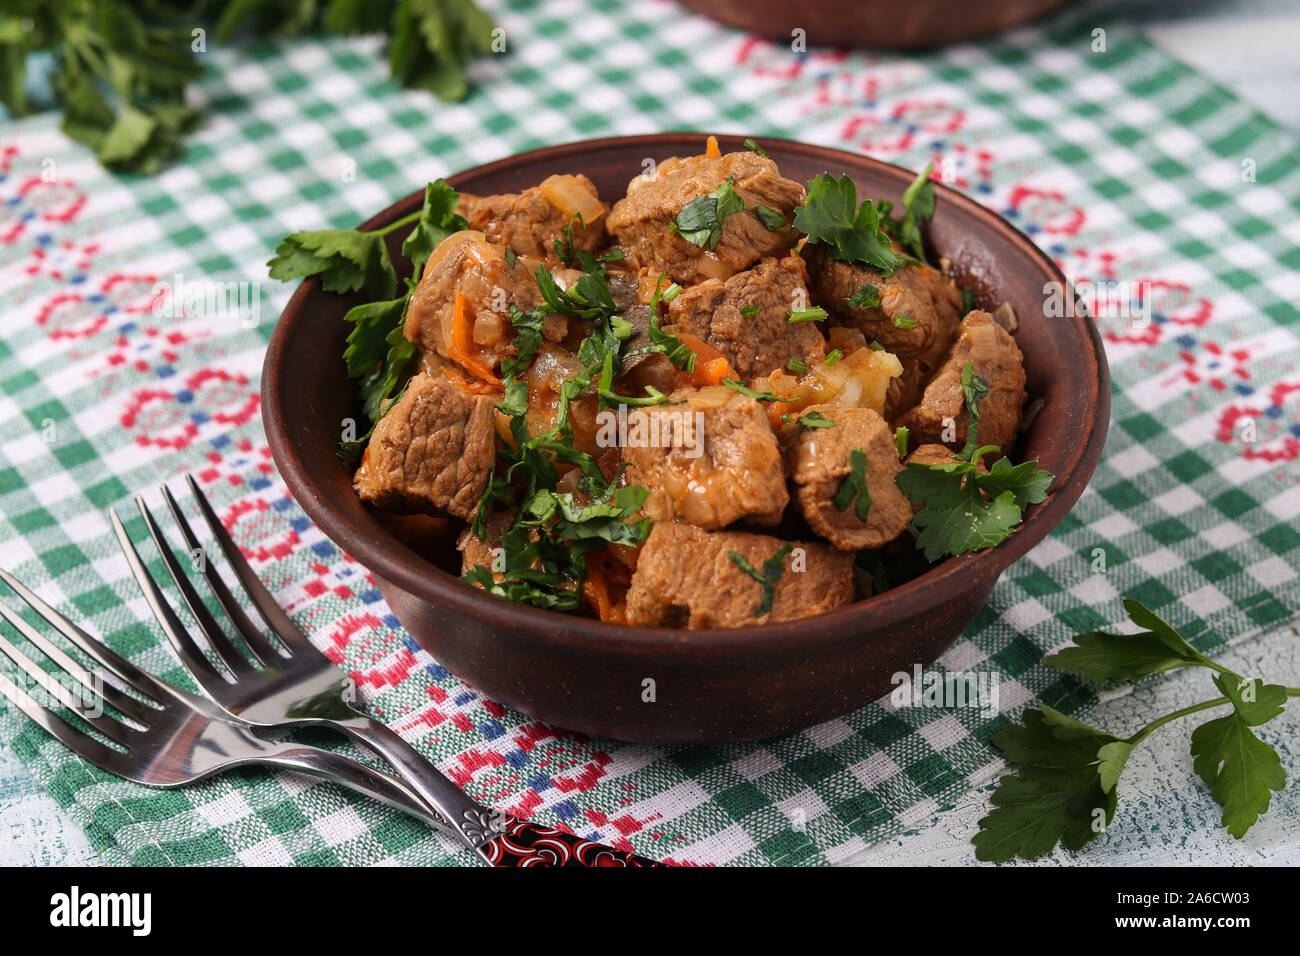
[0,0,1297,866]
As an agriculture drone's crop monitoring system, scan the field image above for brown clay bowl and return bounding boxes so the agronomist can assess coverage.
[678,0,1072,49]
[262,134,1108,744]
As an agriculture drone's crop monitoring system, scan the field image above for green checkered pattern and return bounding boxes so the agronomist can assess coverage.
[0,0,1297,866]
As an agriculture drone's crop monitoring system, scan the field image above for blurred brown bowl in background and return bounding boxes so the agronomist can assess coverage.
[679,0,1071,49]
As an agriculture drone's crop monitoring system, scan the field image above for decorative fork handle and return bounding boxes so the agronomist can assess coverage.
[346,717,663,866]
[483,817,665,867]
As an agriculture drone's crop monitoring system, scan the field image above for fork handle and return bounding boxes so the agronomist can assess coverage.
[345,718,662,866]
[257,745,456,834]
[484,817,665,867]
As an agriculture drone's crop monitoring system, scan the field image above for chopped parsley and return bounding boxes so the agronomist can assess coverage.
[754,205,787,231]
[535,264,617,322]
[672,177,747,250]
[496,304,547,417]
[552,215,583,264]
[740,304,761,317]
[793,173,916,277]
[797,410,836,429]
[895,362,1054,561]
[645,274,696,373]
[788,305,828,323]
[504,248,517,269]
[842,284,882,310]
[833,447,872,522]
[743,137,768,157]
[896,162,936,264]
[722,379,801,403]
[728,543,793,615]
[957,361,991,459]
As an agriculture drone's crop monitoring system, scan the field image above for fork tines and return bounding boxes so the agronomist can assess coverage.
[0,567,174,770]
[113,475,305,686]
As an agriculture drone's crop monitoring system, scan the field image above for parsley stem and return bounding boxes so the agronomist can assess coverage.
[1126,696,1231,746]
[372,210,423,237]
[1128,687,1300,746]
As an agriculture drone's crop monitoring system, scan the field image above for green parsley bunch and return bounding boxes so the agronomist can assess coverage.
[975,599,1297,861]
[1,0,495,174]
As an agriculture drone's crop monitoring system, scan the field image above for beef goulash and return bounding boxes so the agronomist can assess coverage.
[325,136,1051,628]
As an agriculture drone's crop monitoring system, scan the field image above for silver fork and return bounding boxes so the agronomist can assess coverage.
[0,568,445,828]
[115,476,661,867]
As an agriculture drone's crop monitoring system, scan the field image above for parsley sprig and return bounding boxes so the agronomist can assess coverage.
[895,362,1052,560]
[272,179,469,428]
[974,599,1300,861]
[465,266,662,610]
[728,544,793,616]
[673,177,747,250]
[895,162,936,264]
[793,173,916,278]
[833,448,872,521]
[6,0,496,174]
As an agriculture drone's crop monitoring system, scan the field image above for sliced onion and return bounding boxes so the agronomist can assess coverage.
[539,174,606,224]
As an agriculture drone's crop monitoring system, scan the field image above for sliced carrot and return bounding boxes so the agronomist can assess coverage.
[583,550,631,624]
[582,553,614,622]
[674,332,732,387]
[449,291,503,386]
[704,135,721,158]
[444,361,502,394]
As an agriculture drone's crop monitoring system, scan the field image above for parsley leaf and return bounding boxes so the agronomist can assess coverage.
[797,410,836,429]
[1044,598,1210,683]
[673,177,748,250]
[647,324,697,373]
[842,284,882,310]
[754,205,787,230]
[401,179,470,276]
[793,173,916,277]
[24,0,495,175]
[269,228,398,298]
[898,464,1024,561]
[740,304,761,317]
[722,379,801,403]
[973,706,1121,862]
[743,137,767,157]
[1190,701,1287,839]
[338,291,417,420]
[895,367,1053,563]
[535,265,617,322]
[896,162,936,263]
[728,543,793,615]
[976,599,1297,860]
[497,304,546,416]
[957,361,991,460]
[832,448,872,521]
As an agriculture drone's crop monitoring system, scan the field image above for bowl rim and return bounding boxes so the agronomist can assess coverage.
[262,132,1110,654]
